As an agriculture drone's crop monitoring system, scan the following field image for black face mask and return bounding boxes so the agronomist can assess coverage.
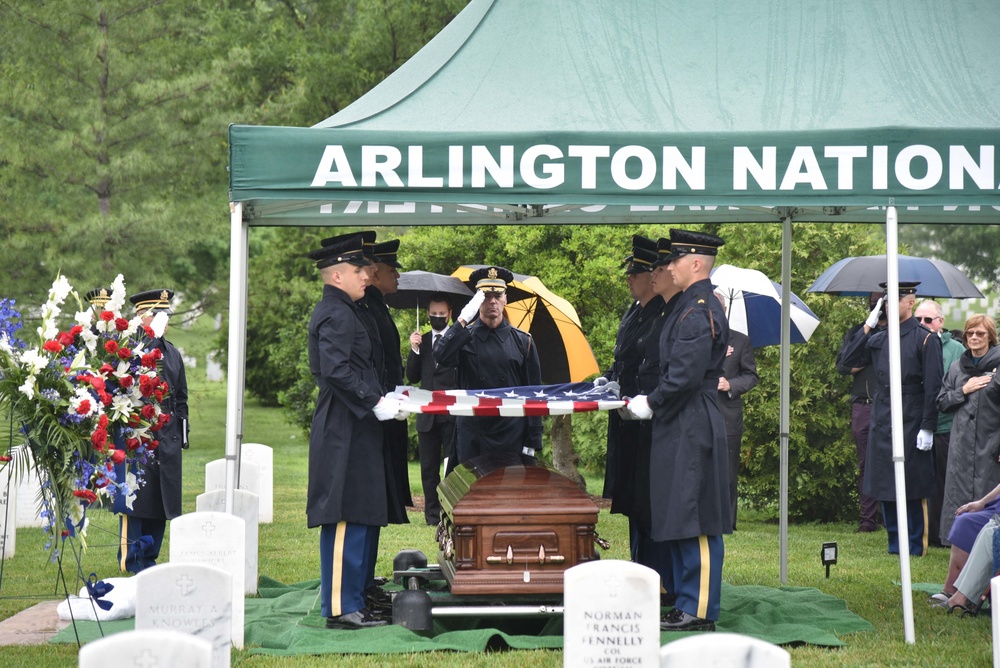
[429,315,449,331]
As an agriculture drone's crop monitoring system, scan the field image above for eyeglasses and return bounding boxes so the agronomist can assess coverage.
[966,330,989,339]
[918,316,940,325]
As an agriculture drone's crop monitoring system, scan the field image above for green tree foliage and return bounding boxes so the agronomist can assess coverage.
[901,223,1000,291]
[716,222,885,521]
[0,0,234,306]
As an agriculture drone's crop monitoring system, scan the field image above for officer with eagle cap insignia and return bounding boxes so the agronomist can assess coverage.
[628,229,731,632]
[434,265,543,465]
[115,288,189,574]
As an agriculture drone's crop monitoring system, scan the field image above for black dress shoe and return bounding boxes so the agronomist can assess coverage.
[660,592,677,608]
[856,524,878,533]
[660,607,715,632]
[326,608,389,629]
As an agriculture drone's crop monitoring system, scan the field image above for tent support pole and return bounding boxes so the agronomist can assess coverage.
[224,202,249,515]
[885,206,916,643]
[779,216,792,585]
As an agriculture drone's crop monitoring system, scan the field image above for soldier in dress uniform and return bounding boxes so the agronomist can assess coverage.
[306,232,404,629]
[84,287,112,313]
[628,229,730,632]
[434,265,542,463]
[840,281,943,556]
[116,289,188,573]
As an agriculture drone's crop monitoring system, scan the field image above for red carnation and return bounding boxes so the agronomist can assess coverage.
[128,414,141,427]
[73,490,98,504]
[99,392,112,407]
[70,325,83,336]
[148,440,159,451]
[99,363,115,375]
[98,414,109,429]
[91,428,108,451]
[99,311,114,322]
[153,390,164,402]
[125,438,140,451]
[110,449,126,465]
[76,400,92,415]
[142,325,154,338]
[104,340,119,355]
[43,340,63,353]
[57,331,75,347]
[91,377,106,392]
[115,317,129,332]
[139,376,154,397]
[117,347,132,360]
[119,375,133,389]
[141,404,156,419]
[152,348,163,361]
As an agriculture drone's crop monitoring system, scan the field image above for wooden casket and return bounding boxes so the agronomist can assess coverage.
[436,453,600,595]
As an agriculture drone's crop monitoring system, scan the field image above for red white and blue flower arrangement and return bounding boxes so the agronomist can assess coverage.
[0,275,169,557]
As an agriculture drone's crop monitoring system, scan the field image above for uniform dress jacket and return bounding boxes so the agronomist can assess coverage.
[841,317,943,501]
[602,295,665,505]
[646,279,731,542]
[361,285,412,522]
[405,329,458,432]
[434,318,543,458]
[937,345,1000,539]
[127,336,188,520]
[306,284,386,528]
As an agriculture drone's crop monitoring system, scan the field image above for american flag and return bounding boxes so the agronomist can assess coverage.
[395,382,624,417]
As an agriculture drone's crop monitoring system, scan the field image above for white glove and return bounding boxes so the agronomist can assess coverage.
[916,429,933,451]
[522,447,536,457]
[458,290,485,324]
[373,396,401,421]
[386,391,410,420]
[865,297,884,328]
[593,376,609,388]
[626,395,653,420]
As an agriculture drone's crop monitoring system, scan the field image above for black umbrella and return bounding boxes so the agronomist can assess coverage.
[384,270,473,328]
[807,254,983,299]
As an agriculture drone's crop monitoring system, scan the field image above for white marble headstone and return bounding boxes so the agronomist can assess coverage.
[135,563,232,668]
[0,482,15,559]
[169,512,246,649]
[206,352,224,382]
[659,633,790,667]
[12,445,45,527]
[196,489,259,595]
[240,443,273,523]
[79,628,213,668]
[563,560,661,668]
[204,459,260,503]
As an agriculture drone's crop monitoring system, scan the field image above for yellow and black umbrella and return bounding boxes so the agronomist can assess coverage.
[451,265,599,384]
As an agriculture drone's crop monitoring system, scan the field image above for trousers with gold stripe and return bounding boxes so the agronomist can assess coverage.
[881,499,929,557]
[320,521,377,617]
[667,534,724,621]
[117,515,165,573]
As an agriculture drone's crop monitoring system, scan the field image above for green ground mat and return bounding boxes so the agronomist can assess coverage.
[52,576,873,654]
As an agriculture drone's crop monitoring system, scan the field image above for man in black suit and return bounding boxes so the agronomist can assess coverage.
[405,293,459,526]
[714,292,759,531]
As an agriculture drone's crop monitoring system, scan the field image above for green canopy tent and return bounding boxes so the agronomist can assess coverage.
[226,0,1000,643]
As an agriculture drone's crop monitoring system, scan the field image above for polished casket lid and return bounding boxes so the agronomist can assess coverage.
[439,453,599,524]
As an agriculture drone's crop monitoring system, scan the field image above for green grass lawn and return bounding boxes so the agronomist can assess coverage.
[0,321,992,665]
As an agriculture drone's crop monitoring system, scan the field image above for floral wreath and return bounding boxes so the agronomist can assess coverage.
[0,274,168,556]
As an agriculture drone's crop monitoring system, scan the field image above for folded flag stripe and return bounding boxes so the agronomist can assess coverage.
[396,382,625,417]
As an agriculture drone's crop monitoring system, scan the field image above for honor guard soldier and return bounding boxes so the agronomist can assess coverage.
[306,232,405,629]
[116,289,189,573]
[85,287,112,313]
[628,229,730,632]
[434,266,543,463]
[840,281,943,556]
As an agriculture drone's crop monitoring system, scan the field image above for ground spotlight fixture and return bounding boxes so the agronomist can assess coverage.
[821,541,838,578]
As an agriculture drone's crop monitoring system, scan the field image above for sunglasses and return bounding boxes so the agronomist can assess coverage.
[918,316,939,325]
[966,330,989,339]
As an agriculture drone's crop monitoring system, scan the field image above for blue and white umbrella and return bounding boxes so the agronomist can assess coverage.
[710,264,821,348]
